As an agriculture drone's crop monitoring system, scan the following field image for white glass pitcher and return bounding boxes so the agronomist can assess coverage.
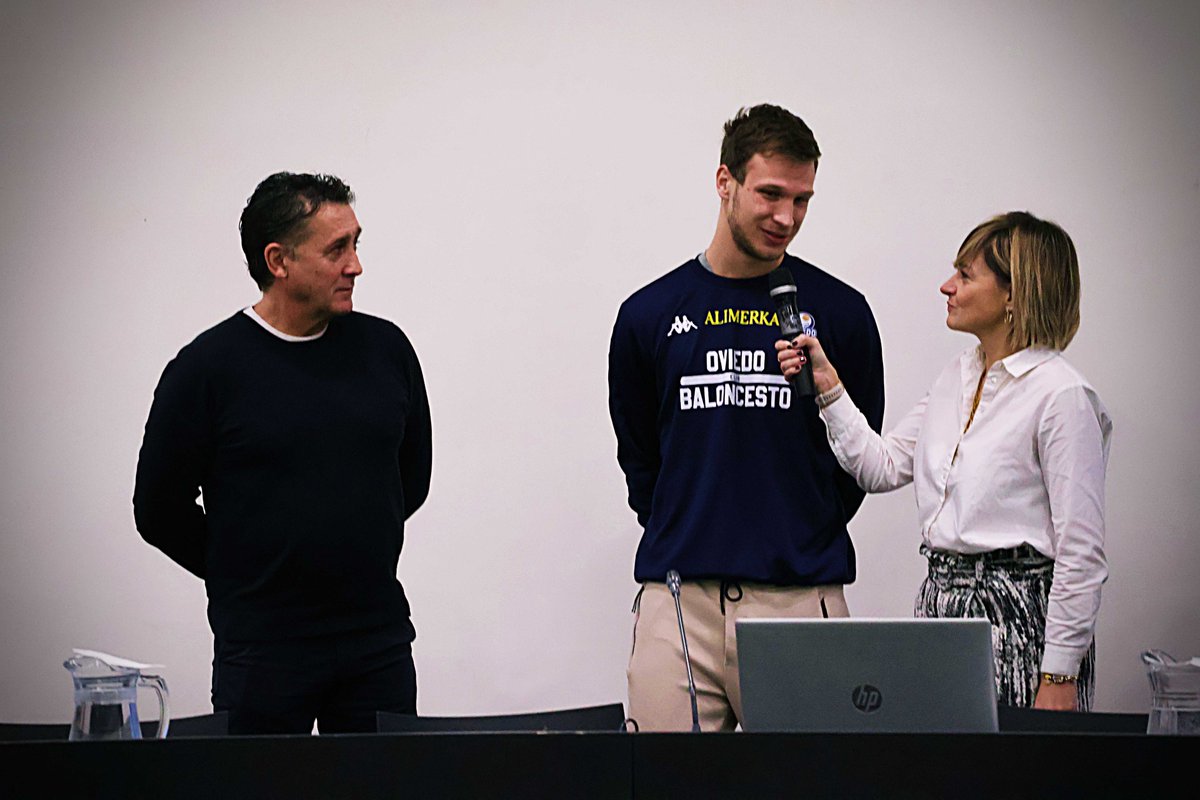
[63,650,169,741]
[1142,649,1200,736]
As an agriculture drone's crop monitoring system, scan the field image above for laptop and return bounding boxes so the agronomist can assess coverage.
[736,618,999,733]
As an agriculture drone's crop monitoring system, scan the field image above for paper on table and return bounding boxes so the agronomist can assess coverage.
[72,648,164,670]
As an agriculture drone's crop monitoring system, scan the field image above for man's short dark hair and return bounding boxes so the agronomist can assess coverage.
[239,172,355,289]
[720,105,821,183]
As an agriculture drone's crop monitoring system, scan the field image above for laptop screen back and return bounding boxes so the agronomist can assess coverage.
[736,618,998,733]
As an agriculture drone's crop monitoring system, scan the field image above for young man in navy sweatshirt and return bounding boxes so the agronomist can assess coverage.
[608,105,884,731]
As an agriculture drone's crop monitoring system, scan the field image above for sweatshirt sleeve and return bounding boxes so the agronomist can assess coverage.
[398,338,433,520]
[608,303,660,528]
[132,350,212,579]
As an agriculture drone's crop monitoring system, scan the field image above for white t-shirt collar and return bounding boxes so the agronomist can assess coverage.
[242,307,327,342]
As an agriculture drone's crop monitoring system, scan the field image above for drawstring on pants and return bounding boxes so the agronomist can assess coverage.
[719,580,742,614]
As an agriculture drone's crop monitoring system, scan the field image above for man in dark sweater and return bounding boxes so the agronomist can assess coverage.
[608,105,884,730]
[134,173,432,734]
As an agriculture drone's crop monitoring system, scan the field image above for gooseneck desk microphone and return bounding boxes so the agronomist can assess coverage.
[666,570,702,733]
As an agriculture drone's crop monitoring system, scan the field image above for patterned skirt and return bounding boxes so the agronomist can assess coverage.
[915,544,1095,710]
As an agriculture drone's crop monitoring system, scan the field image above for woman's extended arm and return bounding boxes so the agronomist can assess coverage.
[777,335,923,493]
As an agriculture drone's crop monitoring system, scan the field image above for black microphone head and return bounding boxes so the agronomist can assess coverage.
[768,266,796,297]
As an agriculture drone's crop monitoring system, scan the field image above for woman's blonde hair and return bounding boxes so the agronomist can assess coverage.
[955,211,1081,350]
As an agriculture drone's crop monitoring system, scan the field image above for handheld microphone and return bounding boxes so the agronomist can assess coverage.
[768,266,817,397]
[666,570,702,733]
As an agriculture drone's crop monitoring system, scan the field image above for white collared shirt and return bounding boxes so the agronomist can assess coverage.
[821,346,1112,674]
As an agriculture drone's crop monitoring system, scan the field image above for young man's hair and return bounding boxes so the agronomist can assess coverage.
[956,211,1081,350]
[720,104,821,183]
[239,172,355,289]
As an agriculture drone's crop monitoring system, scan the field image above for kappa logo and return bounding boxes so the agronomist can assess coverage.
[667,315,698,337]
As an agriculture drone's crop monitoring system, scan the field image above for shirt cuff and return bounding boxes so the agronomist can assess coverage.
[817,388,857,432]
[1040,642,1086,676]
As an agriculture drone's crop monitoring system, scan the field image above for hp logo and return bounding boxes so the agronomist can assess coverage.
[852,684,882,713]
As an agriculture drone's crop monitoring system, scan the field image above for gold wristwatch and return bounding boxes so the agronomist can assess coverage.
[1041,673,1078,685]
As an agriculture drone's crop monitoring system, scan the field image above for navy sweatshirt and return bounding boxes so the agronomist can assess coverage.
[608,255,884,586]
[133,311,432,643]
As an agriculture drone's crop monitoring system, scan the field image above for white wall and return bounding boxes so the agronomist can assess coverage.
[1,0,1197,722]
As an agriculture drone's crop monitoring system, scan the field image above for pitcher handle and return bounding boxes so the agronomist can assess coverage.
[139,674,170,739]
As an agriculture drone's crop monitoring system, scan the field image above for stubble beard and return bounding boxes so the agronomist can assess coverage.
[727,194,789,264]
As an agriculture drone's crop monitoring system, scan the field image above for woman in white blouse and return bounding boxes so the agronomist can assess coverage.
[777,211,1111,711]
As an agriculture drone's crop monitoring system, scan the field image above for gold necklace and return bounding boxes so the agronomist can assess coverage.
[963,370,987,433]
[951,371,988,465]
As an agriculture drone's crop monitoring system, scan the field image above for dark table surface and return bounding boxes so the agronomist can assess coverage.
[1,724,1191,800]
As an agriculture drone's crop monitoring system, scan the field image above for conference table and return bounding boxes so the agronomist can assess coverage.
[0,723,1189,798]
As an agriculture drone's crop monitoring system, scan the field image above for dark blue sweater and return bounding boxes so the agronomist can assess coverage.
[608,256,884,586]
[134,311,432,643]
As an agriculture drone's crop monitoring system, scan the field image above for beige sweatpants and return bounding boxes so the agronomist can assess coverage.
[627,580,849,732]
